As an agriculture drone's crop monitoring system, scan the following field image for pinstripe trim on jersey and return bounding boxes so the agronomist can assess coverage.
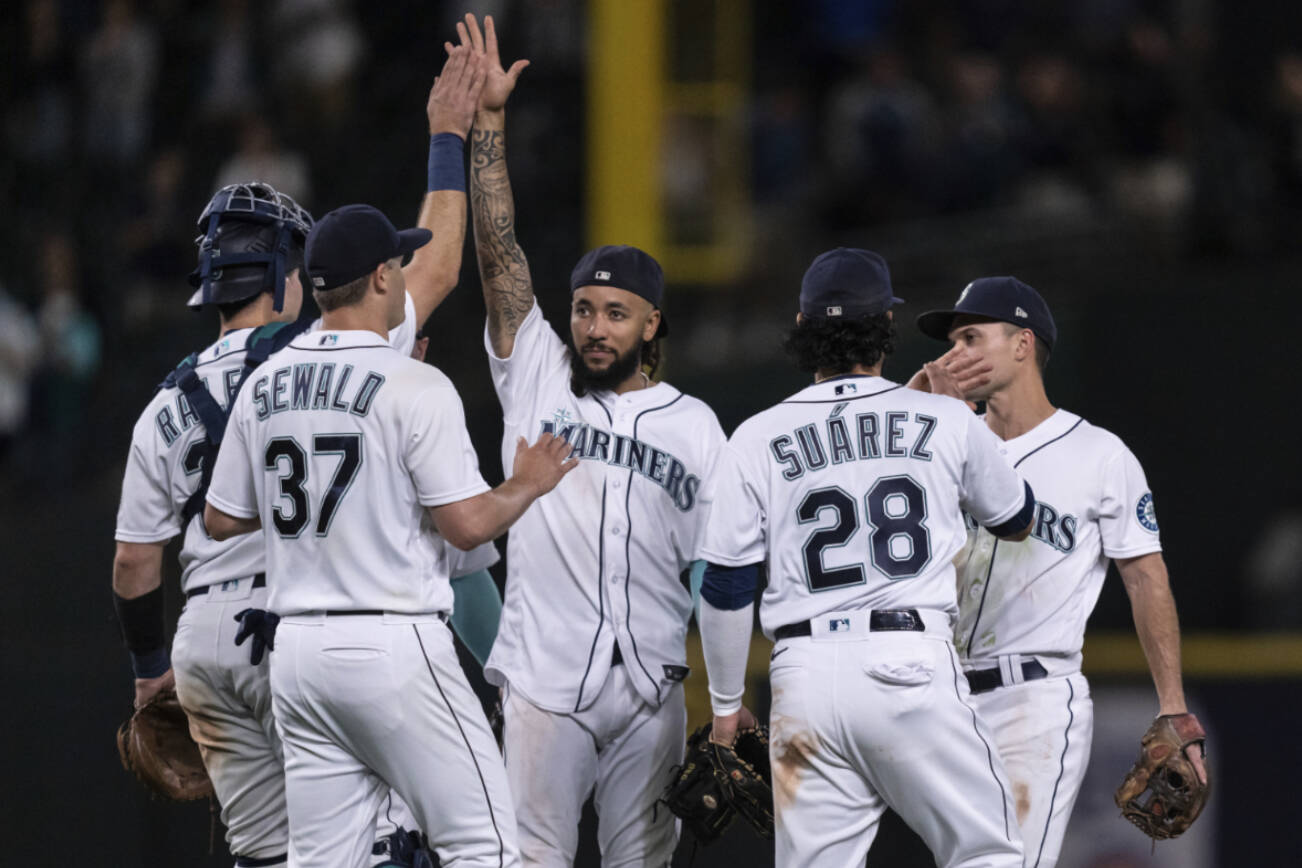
[412,624,505,868]
[947,646,1012,841]
[1012,418,1085,470]
[574,480,609,712]
[625,391,688,704]
[965,417,1086,653]
[779,383,903,405]
[1033,677,1076,868]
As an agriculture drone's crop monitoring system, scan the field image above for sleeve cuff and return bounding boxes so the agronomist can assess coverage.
[205,491,259,520]
[418,480,492,508]
[985,481,1036,538]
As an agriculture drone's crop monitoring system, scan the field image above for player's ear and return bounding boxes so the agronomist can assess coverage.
[643,308,661,342]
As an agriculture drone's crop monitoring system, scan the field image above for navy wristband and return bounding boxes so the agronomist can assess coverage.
[428,133,466,192]
[130,647,171,679]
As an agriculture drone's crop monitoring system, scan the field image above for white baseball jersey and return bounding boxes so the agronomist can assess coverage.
[954,409,1163,666]
[700,375,1030,634]
[483,301,725,712]
[115,293,471,594]
[207,328,490,615]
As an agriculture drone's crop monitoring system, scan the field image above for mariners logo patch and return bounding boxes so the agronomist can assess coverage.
[1136,492,1159,532]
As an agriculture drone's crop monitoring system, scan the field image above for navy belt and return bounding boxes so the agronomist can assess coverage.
[186,573,266,599]
[965,660,1048,694]
[773,608,925,640]
[323,611,450,623]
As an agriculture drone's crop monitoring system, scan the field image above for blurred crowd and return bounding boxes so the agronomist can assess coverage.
[749,0,1302,250]
[2,0,1300,486]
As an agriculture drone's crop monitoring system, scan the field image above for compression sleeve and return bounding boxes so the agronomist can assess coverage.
[700,596,754,716]
[449,569,502,667]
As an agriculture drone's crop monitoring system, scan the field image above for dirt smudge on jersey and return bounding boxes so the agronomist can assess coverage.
[1013,779,1031,825]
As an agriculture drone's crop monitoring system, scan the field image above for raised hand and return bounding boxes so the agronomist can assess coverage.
[457,13,530,112]
[428,42,487,138]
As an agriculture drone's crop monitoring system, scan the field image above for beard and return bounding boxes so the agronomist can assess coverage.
[569,339,644,396]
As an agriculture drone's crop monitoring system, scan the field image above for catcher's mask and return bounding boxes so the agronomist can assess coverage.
[188,182,313,312]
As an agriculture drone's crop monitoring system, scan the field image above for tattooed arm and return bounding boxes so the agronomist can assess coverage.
[462,13,532,359]
[470,113,534,358]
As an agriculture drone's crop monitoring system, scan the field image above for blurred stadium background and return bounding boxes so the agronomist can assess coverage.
[2,0,1300,865]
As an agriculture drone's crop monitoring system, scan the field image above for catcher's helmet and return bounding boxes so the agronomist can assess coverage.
[187,182,314,312]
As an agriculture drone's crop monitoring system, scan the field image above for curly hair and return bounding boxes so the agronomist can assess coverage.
[782,313,897,374]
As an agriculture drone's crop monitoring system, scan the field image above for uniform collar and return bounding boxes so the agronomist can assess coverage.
[293,329,392,351]
[998,408,1080,457]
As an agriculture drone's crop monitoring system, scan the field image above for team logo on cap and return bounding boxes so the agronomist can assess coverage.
[1015,306,1028,318]
[1136,492,1159,532]
[595,270,611,280]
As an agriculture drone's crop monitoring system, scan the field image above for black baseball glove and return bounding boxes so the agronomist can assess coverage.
[662,723,775,843]
[660,723,737,844]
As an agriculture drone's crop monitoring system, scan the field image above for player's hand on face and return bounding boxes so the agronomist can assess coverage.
[710,705,759,748]
[428,43,487,138]
[905,367,932,393]
[458,13,529,113]
[133,667,175,710]
[512,433,579,496]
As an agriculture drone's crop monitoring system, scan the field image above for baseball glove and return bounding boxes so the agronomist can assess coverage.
[116,689,213,801]
[713,726,774,839]
[1114,713,1209,840]
[660,723,737,844]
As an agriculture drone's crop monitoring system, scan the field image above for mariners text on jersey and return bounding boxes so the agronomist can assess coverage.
[540,417,701,512]
[769,404,939,480]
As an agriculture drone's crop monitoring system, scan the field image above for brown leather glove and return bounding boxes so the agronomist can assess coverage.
[117,689,213,801]
[1114,712,1209,839]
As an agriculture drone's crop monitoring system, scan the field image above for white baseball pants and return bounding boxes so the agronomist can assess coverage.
[271,613,519,868]
[969,671,1093,868]
[502,664,684,868]
[173,579,289,865]
[767,609,1024,868]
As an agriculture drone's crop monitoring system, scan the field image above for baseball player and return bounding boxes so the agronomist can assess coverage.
[911,277,1206,867]
[459,14,726,865]
[111,46,494,867]
[203,200,578,868]
[698,248,1037,868]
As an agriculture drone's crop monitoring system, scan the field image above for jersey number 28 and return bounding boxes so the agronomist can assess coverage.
[264,434,363,538]
[797,475,931,590]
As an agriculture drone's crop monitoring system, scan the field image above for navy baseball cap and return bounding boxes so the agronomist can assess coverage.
[570,245,668,337]
[916,276,1057,349]
[305,204,432,291]
[799,248,904,320]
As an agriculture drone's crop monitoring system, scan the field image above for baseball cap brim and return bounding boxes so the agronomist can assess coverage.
[397,227,433,257]
[916,308,964,341]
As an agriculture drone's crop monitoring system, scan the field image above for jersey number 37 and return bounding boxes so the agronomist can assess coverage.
[264,434,363,538]
[798,475,931,590]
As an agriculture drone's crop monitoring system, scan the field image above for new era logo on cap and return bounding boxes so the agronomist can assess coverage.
[1015,306,1028,318]
[595,270,611,280]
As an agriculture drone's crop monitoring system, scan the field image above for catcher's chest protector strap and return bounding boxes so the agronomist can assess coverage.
[163,321,310,524]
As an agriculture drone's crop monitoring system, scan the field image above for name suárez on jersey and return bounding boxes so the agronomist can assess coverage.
[539,419,701,512]
[770,409,939,480]
[249,362,385,421]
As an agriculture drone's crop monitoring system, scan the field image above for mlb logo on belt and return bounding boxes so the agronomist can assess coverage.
[829,617,851,632]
